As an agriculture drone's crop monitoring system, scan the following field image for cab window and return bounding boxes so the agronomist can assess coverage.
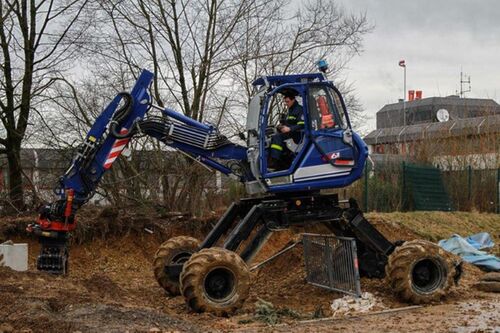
[308,86,346,130]
[266,91,303,128]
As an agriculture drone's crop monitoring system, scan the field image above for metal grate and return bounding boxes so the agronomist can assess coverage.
[302,233,361,297]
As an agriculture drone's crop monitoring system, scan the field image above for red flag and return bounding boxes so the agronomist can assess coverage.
[399,60,406,67]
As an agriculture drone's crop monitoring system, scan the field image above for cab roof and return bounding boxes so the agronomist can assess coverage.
[252,73,326,88]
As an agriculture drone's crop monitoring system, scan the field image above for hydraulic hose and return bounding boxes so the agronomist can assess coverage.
[110,92,135,139]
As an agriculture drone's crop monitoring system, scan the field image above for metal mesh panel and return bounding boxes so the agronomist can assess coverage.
[404,163,453,211]
[302,233,361,297]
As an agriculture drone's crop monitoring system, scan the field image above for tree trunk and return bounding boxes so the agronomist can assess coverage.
[6,143,25,211]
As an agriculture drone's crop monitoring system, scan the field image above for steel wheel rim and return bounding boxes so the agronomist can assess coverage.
[411,258,446,294]
[203,267,236,303]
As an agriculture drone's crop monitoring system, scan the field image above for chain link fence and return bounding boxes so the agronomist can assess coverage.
[344,159,499,213]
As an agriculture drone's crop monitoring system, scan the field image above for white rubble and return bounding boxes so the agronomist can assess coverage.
[330,292,385,317]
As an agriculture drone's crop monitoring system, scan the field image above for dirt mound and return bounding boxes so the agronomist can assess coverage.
[250,242,340,316]
[0,239,206,333]
[0,206,218,245]
[0,215,35,243]
[82,274,124,299]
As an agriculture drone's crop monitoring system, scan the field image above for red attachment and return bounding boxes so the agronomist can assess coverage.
[39,218,52,230]
[415,90,422,99]
[317,96,335,128]
[36,217,77,232]
[30,188,77,233]
[64,189,74,218]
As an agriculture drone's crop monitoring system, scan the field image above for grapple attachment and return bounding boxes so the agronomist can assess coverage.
[26,191,76,275]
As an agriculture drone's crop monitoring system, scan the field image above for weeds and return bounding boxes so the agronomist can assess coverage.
[254,298,303,325]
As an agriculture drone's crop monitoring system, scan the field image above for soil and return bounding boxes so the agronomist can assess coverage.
[0,209,499,332]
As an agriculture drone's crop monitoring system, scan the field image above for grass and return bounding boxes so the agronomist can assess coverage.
[366,211,500,255]
[366,211,500,242]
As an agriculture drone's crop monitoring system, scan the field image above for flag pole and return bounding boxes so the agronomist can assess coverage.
[403,64,406,126]
[399,59,407,126]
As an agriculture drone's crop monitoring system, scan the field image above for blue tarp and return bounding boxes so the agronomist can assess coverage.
[438,232,500,271]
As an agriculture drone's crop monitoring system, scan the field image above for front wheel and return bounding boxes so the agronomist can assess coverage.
[386,239,461,304]
[180,248,250,316]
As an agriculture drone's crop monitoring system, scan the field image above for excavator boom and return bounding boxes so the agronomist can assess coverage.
[27,69,248,273]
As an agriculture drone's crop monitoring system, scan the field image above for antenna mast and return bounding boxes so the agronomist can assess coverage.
[460,69,471,98]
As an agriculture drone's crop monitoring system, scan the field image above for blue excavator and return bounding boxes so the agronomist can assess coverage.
[27,63,461,316]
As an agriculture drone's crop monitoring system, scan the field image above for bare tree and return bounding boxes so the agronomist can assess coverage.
[224,0,371,128]
[0,0,90,210]
[66,0,271,212]
[31,0,371,214]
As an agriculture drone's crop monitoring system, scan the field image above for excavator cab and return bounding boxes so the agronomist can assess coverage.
[245,72,368,194]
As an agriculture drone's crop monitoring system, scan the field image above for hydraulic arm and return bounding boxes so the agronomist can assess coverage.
[27,69,248,274]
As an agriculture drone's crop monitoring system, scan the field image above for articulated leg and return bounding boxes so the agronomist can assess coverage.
[348,214,394,255]
[340,199,395,278]
[162,201,259,288]
[239,224,273,263]
[223,204,264,252]
[199,202,244,249]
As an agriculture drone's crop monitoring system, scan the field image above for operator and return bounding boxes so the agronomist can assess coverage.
[268,89,304,169]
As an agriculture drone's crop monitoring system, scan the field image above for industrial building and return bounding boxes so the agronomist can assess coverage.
[364,96,500,169]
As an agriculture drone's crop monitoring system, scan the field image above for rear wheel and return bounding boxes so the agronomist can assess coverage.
[386,240,459,304]
[180,248,250,316]
[153,236,199,296]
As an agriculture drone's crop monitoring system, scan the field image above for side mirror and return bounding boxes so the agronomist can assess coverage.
[343,129,353,146]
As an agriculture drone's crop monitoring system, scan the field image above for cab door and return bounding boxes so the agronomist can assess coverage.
[258,86,310,186]
[292,84,357,183]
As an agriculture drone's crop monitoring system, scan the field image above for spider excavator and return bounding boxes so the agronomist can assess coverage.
[27,63,461,316]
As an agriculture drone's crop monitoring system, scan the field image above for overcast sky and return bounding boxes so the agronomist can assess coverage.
[336,0,500,131]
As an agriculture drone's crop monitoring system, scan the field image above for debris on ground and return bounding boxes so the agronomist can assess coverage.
[0,322,14,333]
[464,232,495,250]
[254,298,302,325]
[475,272,500,293]
[439,233,500,271]
[330,292,385,317]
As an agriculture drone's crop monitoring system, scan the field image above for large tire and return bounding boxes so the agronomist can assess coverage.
[476,281,500,293]
[481,272,500,282]
[386,239,460,304]
[180,247,250,316]
[153,236,199,296]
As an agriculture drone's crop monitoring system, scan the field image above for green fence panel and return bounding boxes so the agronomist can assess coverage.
[403,163,453,211]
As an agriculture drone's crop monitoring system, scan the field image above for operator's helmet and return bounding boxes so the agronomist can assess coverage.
[281,88,299,99]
